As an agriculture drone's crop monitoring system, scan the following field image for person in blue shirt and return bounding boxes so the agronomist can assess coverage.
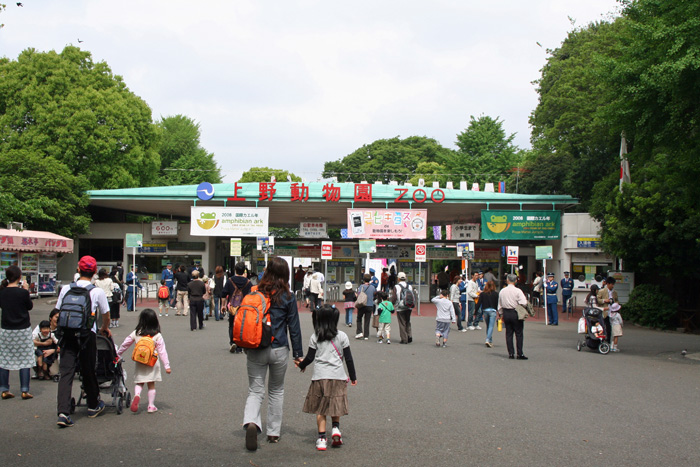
[125,266,143,312]
[545,272,558,325]
[560,271,574,315]
[369,268,379,291]
[162,263,174,308]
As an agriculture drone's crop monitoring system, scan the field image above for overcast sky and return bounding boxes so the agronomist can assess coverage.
[2,0,620,183]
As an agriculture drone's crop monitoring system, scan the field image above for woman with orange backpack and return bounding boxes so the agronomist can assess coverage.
[242,257,304,452]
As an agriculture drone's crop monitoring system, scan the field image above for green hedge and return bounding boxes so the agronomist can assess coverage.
[622,284,678,330]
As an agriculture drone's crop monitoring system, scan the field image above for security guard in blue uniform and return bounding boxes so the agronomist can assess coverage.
[545,272,559,325]
[560,271,574,315]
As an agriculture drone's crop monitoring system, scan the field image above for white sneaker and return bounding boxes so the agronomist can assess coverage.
[354,333,363,339]
[316,437,327,451]
[468,326,476,330]
[331,427,343,446]
[460,329,468,333]
[475,325,482,330]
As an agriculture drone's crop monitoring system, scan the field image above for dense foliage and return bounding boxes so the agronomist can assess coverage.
[157,115,222,186]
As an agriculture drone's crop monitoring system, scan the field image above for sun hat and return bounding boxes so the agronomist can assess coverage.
[345,281,352,289]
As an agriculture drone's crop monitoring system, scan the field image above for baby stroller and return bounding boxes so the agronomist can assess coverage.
[72,334,131,414]
[577,307,610,355]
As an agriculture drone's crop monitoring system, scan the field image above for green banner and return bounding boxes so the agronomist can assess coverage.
[481,210,561,240]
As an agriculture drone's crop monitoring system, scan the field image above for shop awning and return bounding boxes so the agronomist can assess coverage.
[0,229,74,253]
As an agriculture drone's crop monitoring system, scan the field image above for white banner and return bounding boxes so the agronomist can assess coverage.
[190,207,269,237]
[451,223,480,240]
[299,221,327,238]
[152,221,178,236]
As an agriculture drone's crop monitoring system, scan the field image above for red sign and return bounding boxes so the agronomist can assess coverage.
[321,241,333,260]
[415,243,427,262]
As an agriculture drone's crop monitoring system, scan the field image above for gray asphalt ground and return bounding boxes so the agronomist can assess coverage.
[1,297,699,467]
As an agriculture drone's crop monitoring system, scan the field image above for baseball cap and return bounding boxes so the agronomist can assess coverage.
[78,255,97,273]
[398,272,406,279]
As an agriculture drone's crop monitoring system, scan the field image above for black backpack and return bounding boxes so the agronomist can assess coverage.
[398,283,415,309]
[57,283,95,336]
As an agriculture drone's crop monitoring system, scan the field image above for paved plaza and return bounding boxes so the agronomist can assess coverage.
[1,297,699,466]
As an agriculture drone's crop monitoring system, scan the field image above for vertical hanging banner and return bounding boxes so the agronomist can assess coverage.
[321,241,333,260]
[191,207,269,237]
[347,209,427,239]
[507,246,519,265]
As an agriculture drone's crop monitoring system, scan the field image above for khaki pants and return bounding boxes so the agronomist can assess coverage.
[176,290,189,315]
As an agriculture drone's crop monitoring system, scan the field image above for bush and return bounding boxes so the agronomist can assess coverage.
[622,284,678,330]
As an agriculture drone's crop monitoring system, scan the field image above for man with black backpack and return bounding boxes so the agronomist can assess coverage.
[55,256,111,428]
[222,262,251,353]
[391,272,415,344]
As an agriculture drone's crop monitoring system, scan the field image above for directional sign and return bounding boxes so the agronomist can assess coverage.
[415,243,427,262]
[507,245,519,265]
[125,233,143,248]
[321,241,333,260]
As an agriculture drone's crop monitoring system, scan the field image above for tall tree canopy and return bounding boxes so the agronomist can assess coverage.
[0,149,90,237]
[447,115,521,182]
[0,46,160,190]
[522,21,624,207]
[157,114,222,186]
[525,0,700,310]
[238,167,302,184]
[322,136,452,184]
[590,0,700,305]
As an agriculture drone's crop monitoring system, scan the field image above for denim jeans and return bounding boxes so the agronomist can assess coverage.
[0,367,30,393]
[467,301,475,326]
[460,301,466,321]
[453,302,463,330]
[483,308,498,343]
[125,287,135,311]
[345,307,353,326]
[213,295,221,320]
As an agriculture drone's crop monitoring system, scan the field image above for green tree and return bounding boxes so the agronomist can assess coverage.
[447,116,521,185]
[0,149,90,237]
[323,136,452,184]
[0,46,160,189]
[525,21,624,206]
[157,115,222,185]
[238,167,302,183]
[590,0,700,308]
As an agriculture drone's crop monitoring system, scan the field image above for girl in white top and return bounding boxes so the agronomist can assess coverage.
[116,308,171,413]
[296,305,357,451]
[94,269,116,327]
[609,303,624,352]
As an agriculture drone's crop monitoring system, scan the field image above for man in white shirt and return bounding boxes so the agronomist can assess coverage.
[466,272,481,330]
[55,256,111,428]
[498,274,529,360]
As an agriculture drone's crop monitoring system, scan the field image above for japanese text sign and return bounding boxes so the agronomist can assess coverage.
[190,207,269,237]
[481,210,561,240]
[321,241,333,260]
[346,209,427,239]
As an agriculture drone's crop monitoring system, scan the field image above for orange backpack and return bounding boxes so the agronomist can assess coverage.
[132,335,158,366]
[232,286,273,349]
[158,286,170,300]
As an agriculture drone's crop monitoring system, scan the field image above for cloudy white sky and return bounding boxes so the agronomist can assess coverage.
[1,0,620,183]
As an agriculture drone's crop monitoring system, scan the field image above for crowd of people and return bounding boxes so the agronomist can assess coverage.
[0,257,624,452]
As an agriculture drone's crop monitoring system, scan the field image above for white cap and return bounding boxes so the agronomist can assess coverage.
[345,281,352,289]
[398,272,406,279]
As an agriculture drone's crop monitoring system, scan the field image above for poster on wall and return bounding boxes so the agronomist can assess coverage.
[481,210,561,240]
[190,207,269,237]
[347,209,427,239]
